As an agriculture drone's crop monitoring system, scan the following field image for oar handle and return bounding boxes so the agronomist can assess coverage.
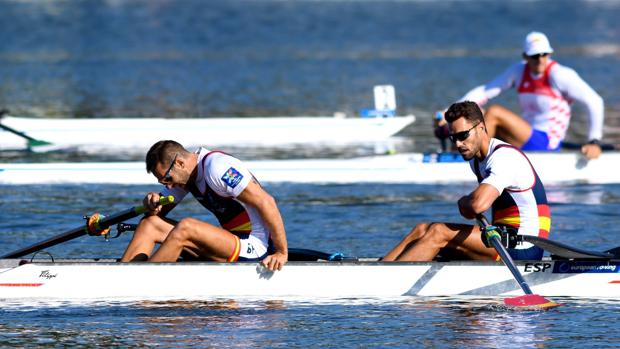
[88,195,175,234]
[134,195,175,215]
[476,214,490,227]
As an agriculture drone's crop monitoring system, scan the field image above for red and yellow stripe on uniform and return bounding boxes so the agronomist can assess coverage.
[493,204,551,239]
[227,235,241,262]
[222,211,252,235]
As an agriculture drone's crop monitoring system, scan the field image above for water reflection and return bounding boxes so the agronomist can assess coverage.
[1,297,620,347]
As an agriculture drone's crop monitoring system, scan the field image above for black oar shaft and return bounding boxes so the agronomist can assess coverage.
[488,233,533,295]
[2,207,141,259]
[2,196,173,259]
[477,214,533,295]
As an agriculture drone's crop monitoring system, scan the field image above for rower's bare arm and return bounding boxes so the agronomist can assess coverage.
[458,184,500,219]
[237,179,288,271]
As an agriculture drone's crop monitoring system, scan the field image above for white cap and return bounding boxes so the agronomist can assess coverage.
[523,31,554,56]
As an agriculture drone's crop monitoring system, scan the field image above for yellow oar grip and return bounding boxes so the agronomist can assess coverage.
[135,195,175,215]
[159,195,175,206]
[485,228,501,241]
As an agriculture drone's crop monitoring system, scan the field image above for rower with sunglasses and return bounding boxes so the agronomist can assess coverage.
[120,140,288,272]
[384,101,550,262]
[435,31,604,159]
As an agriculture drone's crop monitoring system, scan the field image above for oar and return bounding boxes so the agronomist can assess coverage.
[1,196,174,259]
[476,214,560,309]
[0,109,55,150]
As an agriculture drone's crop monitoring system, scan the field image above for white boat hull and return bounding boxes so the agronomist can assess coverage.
[0,259,618,300]
[1,151,619,185]
[0,115,415,152]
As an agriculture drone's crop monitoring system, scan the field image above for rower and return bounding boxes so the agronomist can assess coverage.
[384,101,551,262]
[120,140,288,271]
[435,31,605,159]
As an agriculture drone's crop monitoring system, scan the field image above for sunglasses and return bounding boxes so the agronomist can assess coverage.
[448,123,480,143]
[526,53,549,60]
[161,153,178,184]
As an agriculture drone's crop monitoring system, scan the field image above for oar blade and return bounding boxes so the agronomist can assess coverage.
[504,294,561,309]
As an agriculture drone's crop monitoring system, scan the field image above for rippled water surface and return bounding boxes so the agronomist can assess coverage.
[1,297,620,348]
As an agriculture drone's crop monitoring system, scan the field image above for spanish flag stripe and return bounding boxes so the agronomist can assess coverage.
[222,212,251,231]
[494,217,521,226]
[494,217,550,232]
[225,222,252,233]
[227,235,241,262]
[493,206,521,219]
[538,216,551,233]
[537,204,551,217]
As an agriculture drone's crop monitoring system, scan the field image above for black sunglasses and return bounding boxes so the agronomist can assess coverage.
[526,53,549,60]
[161,153,178,184]
[448,123,480,143]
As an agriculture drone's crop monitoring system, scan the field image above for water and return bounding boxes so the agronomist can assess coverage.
[1,183,620,347]
[1,0,620,347]
[2,298,620,348]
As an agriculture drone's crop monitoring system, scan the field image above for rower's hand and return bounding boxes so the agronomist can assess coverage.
[581,143,602,160]
[261,252,288,271]
[143,192,163,215]
[457,195,476,220]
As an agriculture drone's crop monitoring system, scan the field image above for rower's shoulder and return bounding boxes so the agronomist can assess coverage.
[548,61,578,77]
[488,140,529,163]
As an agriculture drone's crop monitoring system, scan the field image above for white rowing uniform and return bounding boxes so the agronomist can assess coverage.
[460,60,604,149]
[161,148,271,261]
[471,138,551,250]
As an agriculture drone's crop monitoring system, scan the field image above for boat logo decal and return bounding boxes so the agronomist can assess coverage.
[222,167,244,188]
[524,262,552,272]
[39,270,58,280]
[554,262,620,274]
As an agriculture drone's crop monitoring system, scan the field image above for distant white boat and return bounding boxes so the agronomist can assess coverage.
[0,84,416,153]
[0,114,415,153]
[1,151,618,185]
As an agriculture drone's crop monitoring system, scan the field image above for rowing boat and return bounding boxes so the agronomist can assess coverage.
[0,199,617,302]
[1,254,618,300]
[0,114,415,153]
[1,151,619,185]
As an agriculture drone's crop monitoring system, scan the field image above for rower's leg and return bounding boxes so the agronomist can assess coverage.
[382,223,430,261]
[148,217,238,263]
[484,104,532,148]
[120,215,174,262]
[395,223,497,261]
